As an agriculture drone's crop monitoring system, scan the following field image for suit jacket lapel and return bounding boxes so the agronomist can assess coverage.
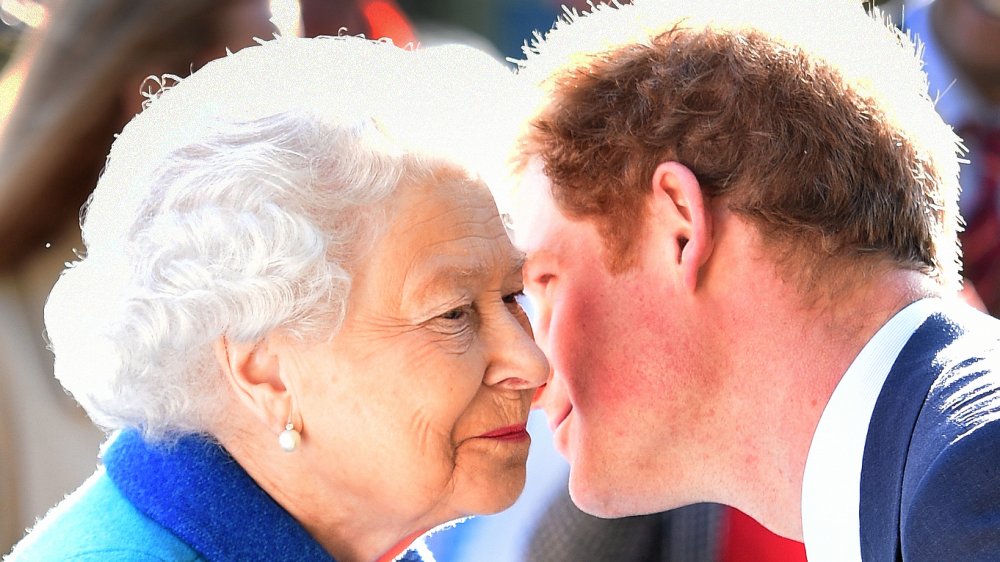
[858,312,957,561]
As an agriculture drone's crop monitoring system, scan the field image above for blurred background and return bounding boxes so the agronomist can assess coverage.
[3,1,997,561]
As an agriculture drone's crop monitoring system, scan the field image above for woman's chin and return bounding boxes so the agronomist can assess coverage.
[461,469,527,517]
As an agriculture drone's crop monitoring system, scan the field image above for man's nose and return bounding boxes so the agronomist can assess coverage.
[531,367,553,409]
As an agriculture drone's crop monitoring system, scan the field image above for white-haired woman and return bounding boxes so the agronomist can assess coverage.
[5,36,547,562]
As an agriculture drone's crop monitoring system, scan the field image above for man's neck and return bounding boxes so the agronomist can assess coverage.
[711,267,939,539]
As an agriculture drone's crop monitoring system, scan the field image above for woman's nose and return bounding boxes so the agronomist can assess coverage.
[483,307,550,390]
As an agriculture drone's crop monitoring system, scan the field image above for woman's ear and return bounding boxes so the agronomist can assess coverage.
[650,161,713,292]
[213,335,292,434]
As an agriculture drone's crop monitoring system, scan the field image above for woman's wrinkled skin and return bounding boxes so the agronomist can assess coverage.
[226,167,550,562]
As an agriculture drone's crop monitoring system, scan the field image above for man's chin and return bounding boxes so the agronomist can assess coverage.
[567,466,678,519]
[566,470,635,519]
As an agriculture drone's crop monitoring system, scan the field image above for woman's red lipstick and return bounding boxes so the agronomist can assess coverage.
[477,423,529,441]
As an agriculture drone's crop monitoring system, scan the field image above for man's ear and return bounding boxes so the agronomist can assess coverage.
[213,335,292,435]
[650,161,713,292]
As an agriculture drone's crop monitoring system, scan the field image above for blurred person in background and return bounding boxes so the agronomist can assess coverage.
[0,0,277,270]
[905,0,1000,316]
[299,0,414,45]
[5,35,546,561]
[0,0,277,552]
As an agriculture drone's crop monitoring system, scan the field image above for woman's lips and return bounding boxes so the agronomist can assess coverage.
[477,423,530,441]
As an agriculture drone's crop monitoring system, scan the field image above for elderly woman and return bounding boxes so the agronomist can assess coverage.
[5,36,547,562]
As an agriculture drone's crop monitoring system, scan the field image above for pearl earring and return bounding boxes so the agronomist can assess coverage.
[278,412,301,453]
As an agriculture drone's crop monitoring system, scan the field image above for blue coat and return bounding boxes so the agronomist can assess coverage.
[5,469,202,562]
[860,306,1000,561]
[5,430,426,561]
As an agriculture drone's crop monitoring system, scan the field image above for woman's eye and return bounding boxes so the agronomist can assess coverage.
[440,306,471,322]
[431,304,478,341]
[502,290,525,306]
[503,290,532,317]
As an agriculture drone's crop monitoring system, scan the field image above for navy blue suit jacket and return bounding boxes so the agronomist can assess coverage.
[860,305,1000,561]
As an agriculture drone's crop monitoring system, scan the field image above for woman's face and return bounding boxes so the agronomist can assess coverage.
[284,169,549,532]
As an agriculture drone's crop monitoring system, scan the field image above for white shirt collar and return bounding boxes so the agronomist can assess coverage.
[800,298,940,562]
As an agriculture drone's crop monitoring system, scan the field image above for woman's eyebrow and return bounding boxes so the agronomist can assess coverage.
[403,258,489,302]
[406,251,527,301]
[508,251,527,278]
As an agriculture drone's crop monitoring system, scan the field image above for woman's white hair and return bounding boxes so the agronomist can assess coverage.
[43,36,526,441]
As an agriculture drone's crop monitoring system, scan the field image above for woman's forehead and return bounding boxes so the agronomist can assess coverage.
[361,174,521,297]
[400,248,525,304]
